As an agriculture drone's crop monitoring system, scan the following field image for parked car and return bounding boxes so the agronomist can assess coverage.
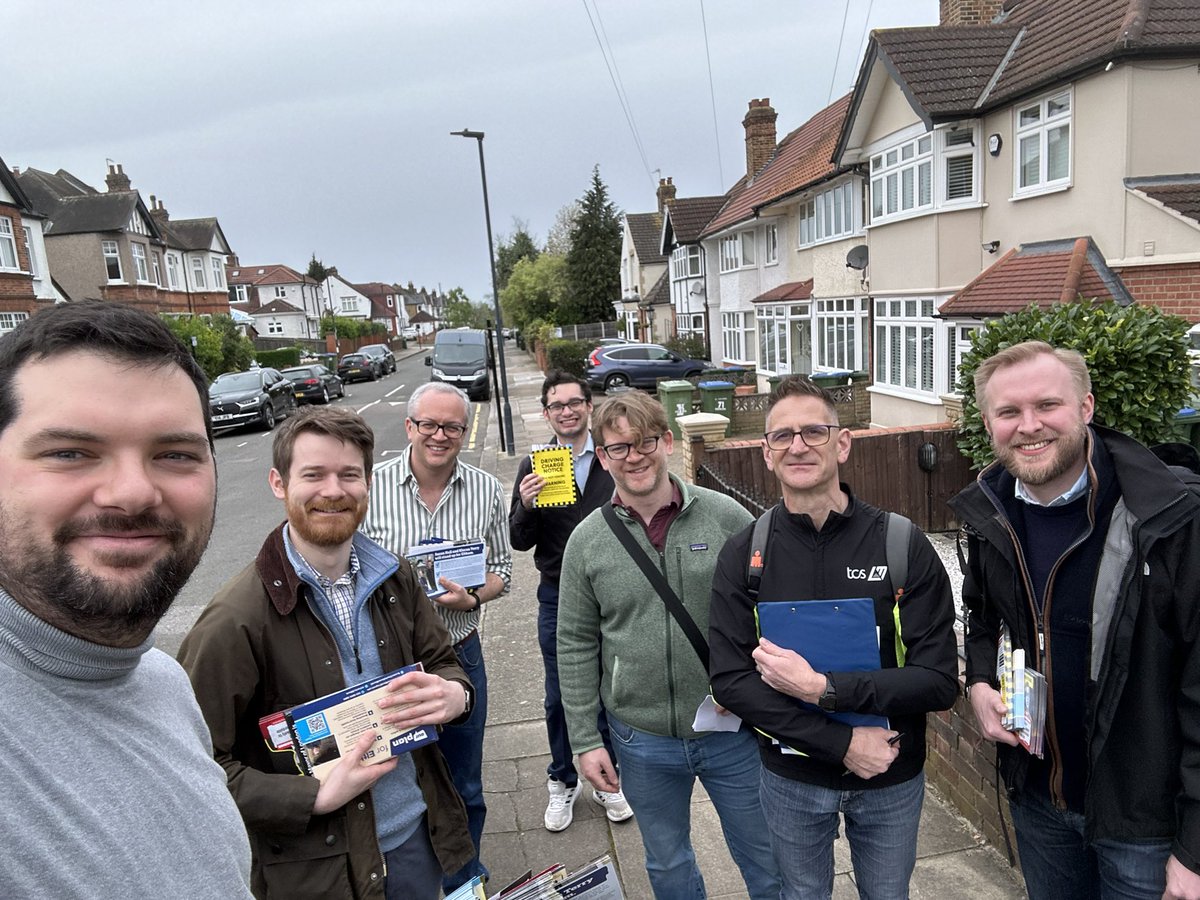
[281,364,345,404]
[426,328,493,401]
[337,353,382,383]
[208,368,297,431]
[358,343,397,374]
[585,343,710,391]
[402,325,420,340]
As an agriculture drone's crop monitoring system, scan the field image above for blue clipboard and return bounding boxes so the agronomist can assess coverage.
[756,598,888,729]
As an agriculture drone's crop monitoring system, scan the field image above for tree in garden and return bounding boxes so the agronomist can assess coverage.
[160,314,253,381]
[955,299,1192,468]
[563,166,621,324]
[500,254,568,333]
[305,254,330,282]
[545,202,580,257]
[443,286,491,329]
[495,219,540,291]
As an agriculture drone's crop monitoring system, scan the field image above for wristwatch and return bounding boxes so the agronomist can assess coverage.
[460,683,473,716]
[466,587,482,611]
[817,675,837,711]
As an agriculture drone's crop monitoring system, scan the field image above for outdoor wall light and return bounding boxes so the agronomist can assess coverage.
[982,240,1000,254]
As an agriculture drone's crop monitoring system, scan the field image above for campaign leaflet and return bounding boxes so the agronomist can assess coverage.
[282,663,437,782]
[404,538,487,599]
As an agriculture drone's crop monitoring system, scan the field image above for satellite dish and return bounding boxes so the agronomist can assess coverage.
[846,245,869,271]
[688,282,705,297]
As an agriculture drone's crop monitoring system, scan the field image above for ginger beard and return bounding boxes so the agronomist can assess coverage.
[284,487,368,547]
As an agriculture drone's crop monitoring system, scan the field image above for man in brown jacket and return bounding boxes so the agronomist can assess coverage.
[179,407,473,900]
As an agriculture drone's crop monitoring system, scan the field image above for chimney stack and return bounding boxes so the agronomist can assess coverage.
[657,177,677,214]
[105,163,132,193]
[939,0,1003,25]
[743,99,778,179]
[148,195,169,222]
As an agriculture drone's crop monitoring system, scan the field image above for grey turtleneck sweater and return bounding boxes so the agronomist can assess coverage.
[0,589,252,899]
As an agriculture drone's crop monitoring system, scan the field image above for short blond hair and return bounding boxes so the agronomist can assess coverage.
[591,390,669,445]
[974,341,1091,412]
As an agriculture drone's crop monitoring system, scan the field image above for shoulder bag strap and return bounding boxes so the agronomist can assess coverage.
[601,504,709,670]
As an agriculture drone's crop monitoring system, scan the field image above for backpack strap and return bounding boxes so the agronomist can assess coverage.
[745,505,776,601]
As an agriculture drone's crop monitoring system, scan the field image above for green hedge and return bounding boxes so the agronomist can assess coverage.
[254,347,303,369]
[545,339,593,378]
[956,300,1191,468]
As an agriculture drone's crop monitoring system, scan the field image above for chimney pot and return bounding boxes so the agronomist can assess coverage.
[743,98,778,179]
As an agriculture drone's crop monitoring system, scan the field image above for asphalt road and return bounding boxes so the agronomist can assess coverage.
[156,352,492,656]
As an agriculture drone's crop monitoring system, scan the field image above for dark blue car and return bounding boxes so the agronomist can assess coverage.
[585,342,710,391]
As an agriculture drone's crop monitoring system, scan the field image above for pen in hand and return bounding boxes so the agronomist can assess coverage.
[841,732,905,777]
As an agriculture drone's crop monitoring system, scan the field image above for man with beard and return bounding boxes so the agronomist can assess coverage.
[0,300,252,898]
[508,370,631,832]
[951,341,1200,900]
[361,381,512,892]
[179,407,473,900]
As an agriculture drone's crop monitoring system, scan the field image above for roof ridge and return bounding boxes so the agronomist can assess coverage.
[1117,0,1149,49]
[1059,237,1091,303]
[976,26,1025,108]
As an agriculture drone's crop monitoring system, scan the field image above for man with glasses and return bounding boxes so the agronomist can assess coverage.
[708,377,957,899]
[361,381,512,893]
[509,371,632,832]
[558,390,781,899]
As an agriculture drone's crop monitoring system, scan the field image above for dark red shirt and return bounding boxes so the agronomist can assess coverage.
[613,482,683,552]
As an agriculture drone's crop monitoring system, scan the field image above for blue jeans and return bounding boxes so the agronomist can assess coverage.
[538,581,615,786]
[1008,782,1171,899]
[608,713,781,900]
[439,630,488,893]
[759,766,924,900]
[384,816,440,900]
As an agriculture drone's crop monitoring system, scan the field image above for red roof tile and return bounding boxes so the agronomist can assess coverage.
[752,280,814,303]
[665,196,727,244]
[704,95,852,237]
[939,236,1133,316]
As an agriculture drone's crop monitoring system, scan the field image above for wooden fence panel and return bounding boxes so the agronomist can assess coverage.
[696,424,975,532]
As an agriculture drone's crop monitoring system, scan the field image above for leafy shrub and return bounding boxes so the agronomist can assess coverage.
[161,314,254,381]
[665,335,709,361]
[255,347,303,369]
[545,339,593,378]
[320,314,386,340]
[956,300,1192,467]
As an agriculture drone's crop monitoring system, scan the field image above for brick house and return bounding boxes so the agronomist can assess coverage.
[226,263,324,339]
[353,281,406,336]
[148,196,235,316]
[0,157,56,333]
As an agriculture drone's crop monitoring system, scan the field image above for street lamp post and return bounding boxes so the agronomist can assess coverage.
[451,128,515,456]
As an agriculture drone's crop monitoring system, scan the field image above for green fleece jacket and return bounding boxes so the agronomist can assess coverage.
[557,475,753,752]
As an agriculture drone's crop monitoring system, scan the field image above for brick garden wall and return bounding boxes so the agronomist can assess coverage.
[1118,261,1200,321]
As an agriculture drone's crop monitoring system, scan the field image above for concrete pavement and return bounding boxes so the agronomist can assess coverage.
[462,342,1026,899]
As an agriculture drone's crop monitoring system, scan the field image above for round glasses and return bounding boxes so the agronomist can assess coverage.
[410,418,467,439]
[764,424,840,451]
[599,434,662,460]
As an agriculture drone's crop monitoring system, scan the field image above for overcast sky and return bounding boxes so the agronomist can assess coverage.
[5,1,938,302]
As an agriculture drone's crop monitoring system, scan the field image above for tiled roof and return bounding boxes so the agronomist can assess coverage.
[866,0,1200,123]
[752,280,815,303]
[939,236,1134,316]
[626,212,665,264]
[226,263,312,286]
[253,299,305,316]
[160,217,218,251]
[1126,174,1200,226]
[703,94,852,237]
[664,196,727,244]
[0,157,34,212]
[41,192,142,236]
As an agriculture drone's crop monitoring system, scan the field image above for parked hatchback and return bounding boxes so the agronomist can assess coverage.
[281,364,345,404]
[209,367,297,431]
[337,353,382,383]
[585,343,710,391]
[358,343,397,374]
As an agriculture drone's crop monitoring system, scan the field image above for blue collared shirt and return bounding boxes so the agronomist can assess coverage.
[1014,465,1089,508]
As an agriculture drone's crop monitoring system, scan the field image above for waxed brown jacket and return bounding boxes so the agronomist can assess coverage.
[179,524,473,899]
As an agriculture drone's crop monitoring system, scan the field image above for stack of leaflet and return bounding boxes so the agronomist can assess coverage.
[448,855,624,900]
[996,625,1046,758]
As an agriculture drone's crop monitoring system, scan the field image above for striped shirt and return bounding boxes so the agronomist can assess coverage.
[362,445,512,644]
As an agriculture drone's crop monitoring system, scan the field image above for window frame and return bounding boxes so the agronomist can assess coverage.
[0,218,18,270]
[798,181,859,247]
[873,296,939,397]
[21,224,37,276]
[1014,88,1072,197]
[131,243,151,283]
[765,224,779,265]
[165,253,180,289]
[101,240,123,282]
[190,256,207,289]
[721,311,754,364]
[0,311,29,334]
[211,257,225,289]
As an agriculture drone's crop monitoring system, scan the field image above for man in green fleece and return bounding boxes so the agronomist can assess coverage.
[557,390,781,900]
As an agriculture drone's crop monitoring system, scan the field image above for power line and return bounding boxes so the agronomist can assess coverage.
[855,0,877,83]
[699,0,725,188]
[828,0,852,104]
[581,0,655,189]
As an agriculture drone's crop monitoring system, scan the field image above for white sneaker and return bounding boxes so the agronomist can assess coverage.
[591,788,634,822]
[544,778,581,832]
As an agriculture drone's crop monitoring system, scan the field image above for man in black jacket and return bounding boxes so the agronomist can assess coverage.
[509,370,632,832]
[709,377,958,899]
[951,341,1200,900]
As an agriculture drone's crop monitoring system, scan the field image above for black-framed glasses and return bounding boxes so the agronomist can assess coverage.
[764,424,840,450]
[545,397,588,414]
[410,418,467,439]
[599,434,662,460]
